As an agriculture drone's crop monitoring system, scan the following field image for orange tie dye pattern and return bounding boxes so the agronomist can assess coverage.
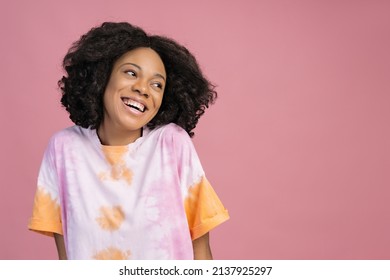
[99,146,133,185]
[93,247,131,260]
[96,206,125,231]
[28,187,62,236]
[184,176,229,240]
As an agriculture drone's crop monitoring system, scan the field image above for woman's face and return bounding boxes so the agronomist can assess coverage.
[102,47,166,136]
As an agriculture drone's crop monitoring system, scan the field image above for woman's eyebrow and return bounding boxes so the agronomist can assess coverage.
[121,62,166,81]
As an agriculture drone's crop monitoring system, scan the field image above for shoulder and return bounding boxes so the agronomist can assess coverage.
[153,123,189,138]
[48,125,92,148]
[150,124,200,162]
[149,123,192,145]
[51,125,90,139]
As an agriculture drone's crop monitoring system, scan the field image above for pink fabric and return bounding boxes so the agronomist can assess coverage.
[28,124,229,259]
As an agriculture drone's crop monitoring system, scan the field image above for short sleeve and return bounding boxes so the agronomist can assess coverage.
[184,176,229,240]
[171,126,229,240]
[28,136,63,237]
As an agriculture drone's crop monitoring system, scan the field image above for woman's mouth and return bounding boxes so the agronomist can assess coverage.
[121,97,146,113]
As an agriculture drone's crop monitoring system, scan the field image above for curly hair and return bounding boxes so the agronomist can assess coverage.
[59,22,217,137]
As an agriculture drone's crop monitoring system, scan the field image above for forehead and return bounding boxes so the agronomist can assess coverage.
[114,47,166,75]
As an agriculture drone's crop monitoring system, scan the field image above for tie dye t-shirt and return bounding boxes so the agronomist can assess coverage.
[28,123,229,259]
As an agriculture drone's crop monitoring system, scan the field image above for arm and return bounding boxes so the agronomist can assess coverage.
[192,232,213,260]
[54,233,68,260]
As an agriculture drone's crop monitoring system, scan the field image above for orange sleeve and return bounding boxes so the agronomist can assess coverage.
[184,176,229,240]
[28,187,63,237]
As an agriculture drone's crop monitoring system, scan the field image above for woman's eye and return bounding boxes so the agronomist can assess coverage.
[152,82,163,89]
[125,70,136,77]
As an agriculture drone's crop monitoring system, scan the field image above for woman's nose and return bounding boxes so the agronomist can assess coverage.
[132,80,149,97]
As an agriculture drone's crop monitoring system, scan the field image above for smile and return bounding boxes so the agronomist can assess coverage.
[121,97,146,113]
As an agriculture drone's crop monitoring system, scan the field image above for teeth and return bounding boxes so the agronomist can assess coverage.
[122,98,145,112]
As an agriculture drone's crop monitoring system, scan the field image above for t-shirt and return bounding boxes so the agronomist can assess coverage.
[28,123,229,259]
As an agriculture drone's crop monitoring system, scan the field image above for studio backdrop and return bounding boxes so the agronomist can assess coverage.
[0,0,389,259]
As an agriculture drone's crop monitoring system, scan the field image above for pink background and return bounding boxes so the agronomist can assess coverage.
[1,0,389,259]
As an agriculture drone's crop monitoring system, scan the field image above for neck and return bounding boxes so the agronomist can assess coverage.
[97,122,142,146]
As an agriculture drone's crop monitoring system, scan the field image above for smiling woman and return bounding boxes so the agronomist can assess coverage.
[98,48,167,145]
[59,22,216,138]
[27,22,229,260]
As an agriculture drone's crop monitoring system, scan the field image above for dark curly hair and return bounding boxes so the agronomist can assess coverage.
[59,22,217,137]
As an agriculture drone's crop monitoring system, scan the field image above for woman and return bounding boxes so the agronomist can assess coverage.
[29,22,229,260]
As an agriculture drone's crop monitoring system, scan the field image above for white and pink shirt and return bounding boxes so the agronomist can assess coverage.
[28,123,229,259]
